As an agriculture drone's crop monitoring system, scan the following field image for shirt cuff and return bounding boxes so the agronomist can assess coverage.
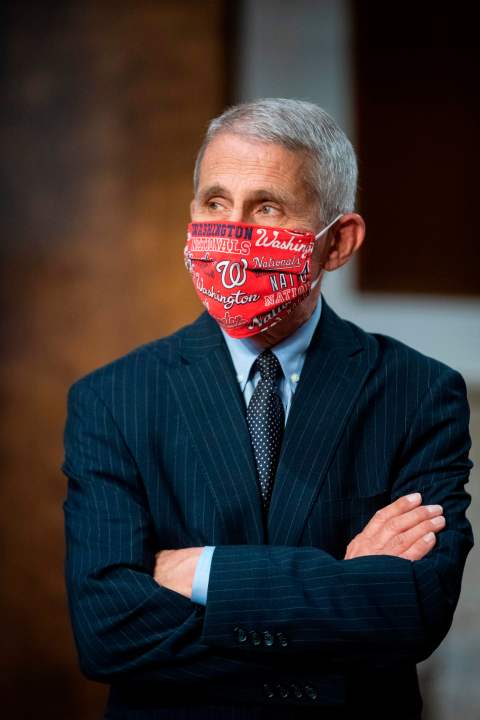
[191,546,215,605]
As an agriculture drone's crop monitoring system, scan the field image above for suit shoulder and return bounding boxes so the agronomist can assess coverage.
[67,316,200,397]
[345,317,465,387]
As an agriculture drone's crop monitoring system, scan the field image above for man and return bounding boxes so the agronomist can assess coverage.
[63,98,474,719]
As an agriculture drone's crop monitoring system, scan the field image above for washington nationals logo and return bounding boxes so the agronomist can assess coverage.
[215,259,248,289]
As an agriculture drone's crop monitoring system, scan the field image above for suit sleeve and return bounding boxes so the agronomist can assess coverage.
[63,379,209,683]
[200,367,474,665]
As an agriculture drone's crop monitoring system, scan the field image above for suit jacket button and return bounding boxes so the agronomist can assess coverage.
[234,626,248,643]
[276,632,289,647]
[305,684,317,700]
[263,683,274,699]
[290,684,303,699]
[263,630,274,646]
[276,684,289,699]
[249,630,261,646]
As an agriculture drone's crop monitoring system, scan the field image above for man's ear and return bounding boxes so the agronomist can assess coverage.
[322,213,365,271]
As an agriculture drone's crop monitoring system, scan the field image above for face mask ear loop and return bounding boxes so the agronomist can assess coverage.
[314,213,343,241]
[311,214,343,289]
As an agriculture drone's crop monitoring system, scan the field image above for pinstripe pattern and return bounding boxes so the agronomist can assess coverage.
[63,296,473,719]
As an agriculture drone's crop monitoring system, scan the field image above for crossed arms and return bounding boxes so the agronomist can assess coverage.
[153,492,446,600]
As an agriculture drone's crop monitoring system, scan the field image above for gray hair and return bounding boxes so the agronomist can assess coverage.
[193,98,358,224]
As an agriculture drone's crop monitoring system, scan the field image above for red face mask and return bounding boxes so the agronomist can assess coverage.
[184,217,341,339]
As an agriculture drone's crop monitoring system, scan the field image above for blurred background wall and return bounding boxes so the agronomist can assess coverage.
[1,1,478,718]
[1,1,228,716]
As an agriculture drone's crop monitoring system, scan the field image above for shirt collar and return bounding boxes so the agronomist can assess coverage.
[221,296,322,391]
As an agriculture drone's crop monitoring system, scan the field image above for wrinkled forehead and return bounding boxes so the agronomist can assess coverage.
[196,131,316,201]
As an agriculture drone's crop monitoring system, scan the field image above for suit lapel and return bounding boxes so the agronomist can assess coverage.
[268,298,378,545]
[166,313,264,544]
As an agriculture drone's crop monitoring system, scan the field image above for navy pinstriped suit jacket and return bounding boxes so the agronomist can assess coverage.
[63,296,474,719]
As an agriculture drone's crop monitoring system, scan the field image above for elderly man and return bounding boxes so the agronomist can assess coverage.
[63,99,473,719]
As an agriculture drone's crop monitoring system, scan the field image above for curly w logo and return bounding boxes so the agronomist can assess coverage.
[215,259,248,289]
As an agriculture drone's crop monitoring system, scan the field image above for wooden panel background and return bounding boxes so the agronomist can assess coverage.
[0,1,227,717]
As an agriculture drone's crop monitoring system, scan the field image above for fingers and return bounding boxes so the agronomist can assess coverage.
[378,504,444,548]
[386,514,445,556]
[363,492,423,537]
[399,531,437,561]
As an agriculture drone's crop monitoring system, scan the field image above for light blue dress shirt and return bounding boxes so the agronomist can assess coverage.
[191,298,323,605]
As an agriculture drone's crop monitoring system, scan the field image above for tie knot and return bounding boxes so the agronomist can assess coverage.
[254,350,282,383]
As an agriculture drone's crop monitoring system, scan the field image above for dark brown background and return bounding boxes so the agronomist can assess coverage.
[1,1,227,716]
[354,1,479,296]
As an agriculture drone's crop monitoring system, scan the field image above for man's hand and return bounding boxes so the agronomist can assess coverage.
[153,547,204,599]
[344,492,446,561]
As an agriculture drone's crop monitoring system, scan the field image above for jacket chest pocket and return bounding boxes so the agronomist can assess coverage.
[304,490,391,558]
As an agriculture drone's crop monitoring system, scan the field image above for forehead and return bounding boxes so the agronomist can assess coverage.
[197,132,312,198]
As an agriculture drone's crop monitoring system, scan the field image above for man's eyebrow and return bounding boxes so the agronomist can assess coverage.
[197,184,231,202]
[197,184,293,206]
[247,188,293,205]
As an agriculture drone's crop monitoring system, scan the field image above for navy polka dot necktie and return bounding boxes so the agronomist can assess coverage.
[246,350,285,511]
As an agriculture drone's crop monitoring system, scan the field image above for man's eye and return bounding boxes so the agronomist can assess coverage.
[259,205,278,215]
[207,200,222,210]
